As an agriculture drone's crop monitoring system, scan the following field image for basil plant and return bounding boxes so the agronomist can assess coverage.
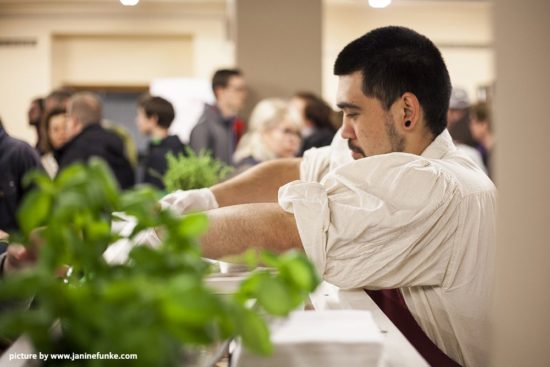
[0,159,319,367]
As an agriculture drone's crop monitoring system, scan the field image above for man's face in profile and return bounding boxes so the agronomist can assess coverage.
[337,71,404,159]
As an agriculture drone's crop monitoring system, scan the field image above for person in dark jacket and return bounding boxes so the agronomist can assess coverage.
[0,118,43,236]
[290,92,337,156]
[56,92,135,190]
[136,95,186,189]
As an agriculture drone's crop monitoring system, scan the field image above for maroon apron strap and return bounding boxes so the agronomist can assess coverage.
[365,289,462,367]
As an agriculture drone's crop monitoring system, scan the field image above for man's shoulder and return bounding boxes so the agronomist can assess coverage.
[196,104,223,126]
[1,135,40,164]
[436,147,495,191]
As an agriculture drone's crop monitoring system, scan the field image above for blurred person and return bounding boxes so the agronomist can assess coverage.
[290,92,337,155]
[470,101,494,177]
[103,119,139,169]
[45,88,137,168]
[27,97,45,154]
[447,87,487,173]
[136,95,186,189]
[0,117,43,237]
[29,88,75,156]
[233,99,301,172]
[447,87,476,146]
[189,69,247,166]
[56,92,135,189]
[40,107,68,178]
[44,87,74,113]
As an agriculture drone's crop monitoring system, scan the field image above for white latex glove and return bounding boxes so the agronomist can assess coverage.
[105,189,218,265]
[159,188,219,215]
[106,212,162,265]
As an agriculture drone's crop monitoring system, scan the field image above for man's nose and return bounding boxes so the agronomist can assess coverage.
[340,118,355,140]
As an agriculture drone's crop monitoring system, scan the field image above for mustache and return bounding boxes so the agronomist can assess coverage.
[347,140,365,156]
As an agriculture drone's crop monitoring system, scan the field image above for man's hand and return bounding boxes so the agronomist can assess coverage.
[3,244,35,274]
[159,188,219,215]
[2,229,43,275]
[0,230,8,241]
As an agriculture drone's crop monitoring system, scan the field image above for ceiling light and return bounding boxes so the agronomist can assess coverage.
[120,0,139,6]
[368,0,392,8]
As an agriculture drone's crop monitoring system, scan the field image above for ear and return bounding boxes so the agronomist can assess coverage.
[213,86,224,100]
[150,114,159,127]
[397,92,422,131]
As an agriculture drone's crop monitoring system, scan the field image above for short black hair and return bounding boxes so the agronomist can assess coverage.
[334,26,451,136]
[294,91,336,131]
[138,95,175,129]
[212,69,242,97]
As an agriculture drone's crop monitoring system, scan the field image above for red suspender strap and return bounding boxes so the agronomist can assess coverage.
[365,289,462,367]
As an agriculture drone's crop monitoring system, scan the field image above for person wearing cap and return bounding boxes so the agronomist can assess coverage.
[447,87,477,147]
[447,87,487,173]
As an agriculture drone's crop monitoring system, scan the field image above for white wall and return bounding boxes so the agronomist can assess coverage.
[323,1,493,106]
[492,0,550,365]
[0,0,493,144]
[51,34,194,87]
[0,1,232,143]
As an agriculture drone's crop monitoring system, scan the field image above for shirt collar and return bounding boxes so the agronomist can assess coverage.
[420,129,456,160]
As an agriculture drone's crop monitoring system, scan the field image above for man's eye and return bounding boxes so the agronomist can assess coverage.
[345,113,358,119]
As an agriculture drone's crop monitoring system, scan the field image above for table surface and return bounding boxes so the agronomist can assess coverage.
[308,281,428,367]
[0,279,428,367]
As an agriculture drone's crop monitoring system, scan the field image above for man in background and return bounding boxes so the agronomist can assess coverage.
[189,69,247,166]
[56,92,135,189]
[0,117,43,254]
[136,95,186,189]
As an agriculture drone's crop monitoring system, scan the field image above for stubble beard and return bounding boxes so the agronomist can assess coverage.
[385,114,405,153]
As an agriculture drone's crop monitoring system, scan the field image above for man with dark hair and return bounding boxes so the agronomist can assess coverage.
[56,92,135,189]
[136,95,186,189]
[189,68,247,165]
[155,26,495,366]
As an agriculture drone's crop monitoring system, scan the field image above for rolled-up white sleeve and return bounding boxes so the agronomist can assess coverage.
[279,153,459,290]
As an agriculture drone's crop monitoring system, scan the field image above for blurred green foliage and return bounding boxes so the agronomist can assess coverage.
[162,148,233,192]
[0,159,319,366]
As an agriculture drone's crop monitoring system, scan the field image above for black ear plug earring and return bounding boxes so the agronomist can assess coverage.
[404,120,411,127]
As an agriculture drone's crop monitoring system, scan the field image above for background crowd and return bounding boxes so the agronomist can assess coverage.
[0,66,494,259]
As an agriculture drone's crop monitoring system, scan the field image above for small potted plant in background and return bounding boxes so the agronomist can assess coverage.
[0,159,319,366]
[162,148,233,192]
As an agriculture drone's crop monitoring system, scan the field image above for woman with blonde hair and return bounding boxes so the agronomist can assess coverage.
[233,98,301,172]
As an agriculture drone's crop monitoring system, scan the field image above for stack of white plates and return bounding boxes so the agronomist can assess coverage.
[234,310,384,367]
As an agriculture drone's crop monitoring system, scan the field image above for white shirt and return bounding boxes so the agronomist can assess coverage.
[278,129,496,367]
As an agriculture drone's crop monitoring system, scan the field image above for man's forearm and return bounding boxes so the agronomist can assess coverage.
[211,158,301,207]
[200,203,303,259]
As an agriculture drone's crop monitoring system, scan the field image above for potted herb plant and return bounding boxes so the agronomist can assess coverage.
[0,159,319,366]
[162,149,233,192]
